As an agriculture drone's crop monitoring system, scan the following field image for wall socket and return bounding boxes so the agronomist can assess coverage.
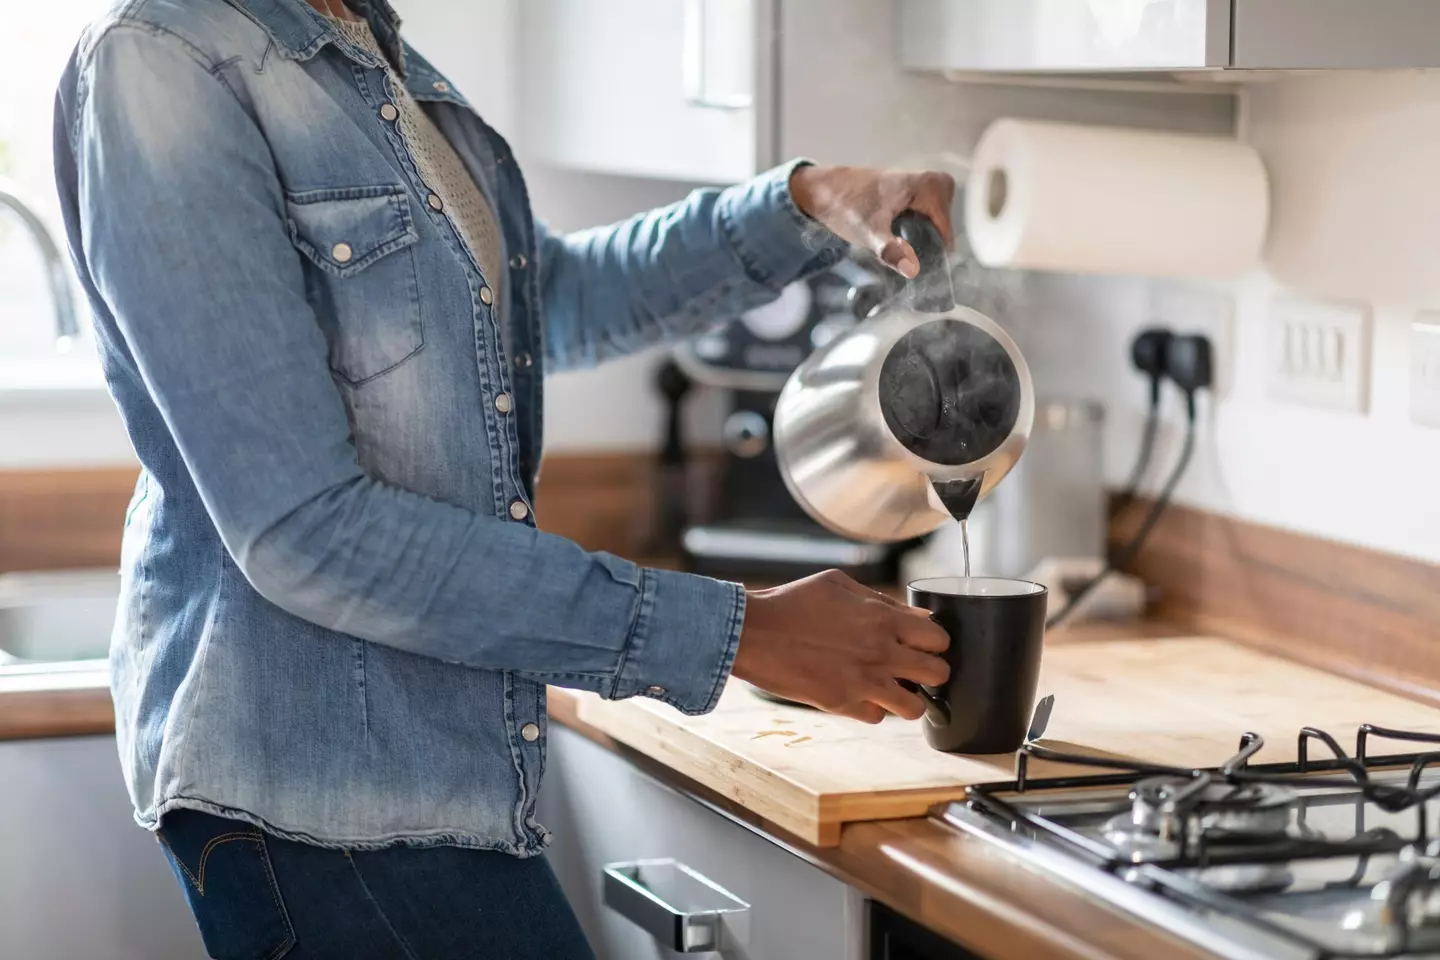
[1413,315,1440,429]
[1265,297,1372,415]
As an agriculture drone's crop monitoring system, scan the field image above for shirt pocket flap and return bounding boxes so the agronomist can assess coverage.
[285,185,418,279]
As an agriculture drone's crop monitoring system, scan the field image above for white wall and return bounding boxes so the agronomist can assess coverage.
[1017,74,1440,565]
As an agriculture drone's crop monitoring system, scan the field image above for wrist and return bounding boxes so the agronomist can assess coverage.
[788,162,821,220]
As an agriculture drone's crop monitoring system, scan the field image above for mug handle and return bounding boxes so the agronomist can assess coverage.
[897,678,951,726]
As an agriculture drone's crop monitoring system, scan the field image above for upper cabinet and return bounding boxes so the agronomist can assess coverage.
[899,0,1440,74]
[519,0,775,183]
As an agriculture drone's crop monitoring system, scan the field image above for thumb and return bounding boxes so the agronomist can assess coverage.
[878,235,919,280]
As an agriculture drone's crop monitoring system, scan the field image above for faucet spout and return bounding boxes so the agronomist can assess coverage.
[0,179,79,351]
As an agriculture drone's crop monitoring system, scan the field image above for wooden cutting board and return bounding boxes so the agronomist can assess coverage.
[573,637,1440,846]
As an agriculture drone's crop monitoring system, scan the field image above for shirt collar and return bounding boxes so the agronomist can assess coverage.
[223,0,470,107]
[224,0,406,75]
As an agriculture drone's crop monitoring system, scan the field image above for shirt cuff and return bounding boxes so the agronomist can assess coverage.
[612,567,746,715]
[716,157,850,292]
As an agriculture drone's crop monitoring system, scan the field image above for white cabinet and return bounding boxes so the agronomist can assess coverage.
[519,0,775,183]
[0,736,204,960]
[538,726,864,959]
[899,0,1440,73]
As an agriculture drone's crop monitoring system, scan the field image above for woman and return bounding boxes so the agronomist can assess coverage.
[53,0,954,956]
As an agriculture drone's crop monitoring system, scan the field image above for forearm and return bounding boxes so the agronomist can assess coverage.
[540,159,848,371]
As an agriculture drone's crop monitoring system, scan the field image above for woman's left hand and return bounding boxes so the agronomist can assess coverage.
[790,165,957,279]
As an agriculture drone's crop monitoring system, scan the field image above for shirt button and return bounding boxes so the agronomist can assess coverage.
[510,253,527,270]
[427,193,444,212]
[494,393,512,414]
[647,685,667,696]
[514,352,533,370]
[521,722,540,742]
[433,80,450,93]
[479,286,494,306]
[509,500,530,521]
[379,102,399,122]
[331,242,353,263]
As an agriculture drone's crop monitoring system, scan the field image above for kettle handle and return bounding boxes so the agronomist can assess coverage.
[891,211,956,314]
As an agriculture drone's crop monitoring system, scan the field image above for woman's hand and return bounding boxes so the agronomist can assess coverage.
[733,569,950,724]
[790,165,957,279]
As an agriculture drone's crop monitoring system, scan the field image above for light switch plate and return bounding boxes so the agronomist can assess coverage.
[1266,297,1371,415]
[1412,314,1440,429]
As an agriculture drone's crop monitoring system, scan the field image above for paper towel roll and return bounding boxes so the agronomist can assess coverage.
[965,119,1270,277]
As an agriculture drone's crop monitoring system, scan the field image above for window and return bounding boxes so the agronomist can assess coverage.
[2,5,110,376]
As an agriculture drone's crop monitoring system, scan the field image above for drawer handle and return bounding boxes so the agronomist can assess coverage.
[603,859,751,952]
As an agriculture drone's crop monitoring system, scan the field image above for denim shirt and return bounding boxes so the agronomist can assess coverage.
[53,0,845,853]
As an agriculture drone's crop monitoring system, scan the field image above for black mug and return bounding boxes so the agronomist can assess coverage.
[903,577,1048,754]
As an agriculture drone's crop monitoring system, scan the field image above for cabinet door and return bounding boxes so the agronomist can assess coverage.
[538,726,863,960]
[1231,0,1440,68]
[898,0,1231,73]
[519,0,774,183]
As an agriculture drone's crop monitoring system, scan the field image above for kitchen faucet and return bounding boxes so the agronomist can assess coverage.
[0,179,79,350]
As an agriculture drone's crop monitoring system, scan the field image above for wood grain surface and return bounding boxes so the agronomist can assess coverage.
[0,467,138,574]
[1118,499,1440,705]
[0,666,112,740]
[574,637,1440,846]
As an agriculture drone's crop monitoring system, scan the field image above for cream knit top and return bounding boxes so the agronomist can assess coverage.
[332,18,506,318]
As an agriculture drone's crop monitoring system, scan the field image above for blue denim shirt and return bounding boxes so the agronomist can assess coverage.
[53,0,844,853]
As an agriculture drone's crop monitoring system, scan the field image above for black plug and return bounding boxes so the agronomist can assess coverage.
[1130,328,1173,406]
[1164,333,1213,419]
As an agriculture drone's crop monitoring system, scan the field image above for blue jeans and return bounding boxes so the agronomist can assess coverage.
[156,809,595,960]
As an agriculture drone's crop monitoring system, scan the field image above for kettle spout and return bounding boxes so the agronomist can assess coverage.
[929,476,984,522]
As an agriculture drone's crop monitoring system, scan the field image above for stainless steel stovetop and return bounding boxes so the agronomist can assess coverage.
[941,726,1440,959]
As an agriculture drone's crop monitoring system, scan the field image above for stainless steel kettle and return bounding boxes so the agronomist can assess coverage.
[773,212,1034,543]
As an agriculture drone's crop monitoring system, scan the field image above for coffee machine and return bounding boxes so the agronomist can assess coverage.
[664,257,904,584]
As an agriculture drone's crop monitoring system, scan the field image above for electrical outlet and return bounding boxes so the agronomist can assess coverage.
[1413,314,1440,429]
[1148,285,1233,398]
[1265,297,1371,415]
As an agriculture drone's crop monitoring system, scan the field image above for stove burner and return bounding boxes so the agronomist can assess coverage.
[1192,862,1295,895]
[1103,777,1299,858]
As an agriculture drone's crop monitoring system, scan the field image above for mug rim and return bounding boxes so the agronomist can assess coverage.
[907,576,1048,599]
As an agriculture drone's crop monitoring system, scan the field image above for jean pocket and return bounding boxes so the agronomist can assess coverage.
[157,811,296,960]
[285,184,424,385]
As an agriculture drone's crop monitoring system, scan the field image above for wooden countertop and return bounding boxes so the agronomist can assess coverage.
[0,661,112,740]
[545,637,1218,960]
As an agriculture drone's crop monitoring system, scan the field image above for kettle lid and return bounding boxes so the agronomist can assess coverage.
[878,317,1023,467]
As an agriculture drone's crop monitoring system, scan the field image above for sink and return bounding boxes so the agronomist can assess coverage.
[0,569,118,665]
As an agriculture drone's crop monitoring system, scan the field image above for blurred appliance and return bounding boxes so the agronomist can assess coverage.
[669,258,901,584]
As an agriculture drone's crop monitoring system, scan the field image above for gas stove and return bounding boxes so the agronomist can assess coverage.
[942,725,1440,959]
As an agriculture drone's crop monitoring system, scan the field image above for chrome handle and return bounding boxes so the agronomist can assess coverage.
[682,0,754,110]
[603,859,750,953]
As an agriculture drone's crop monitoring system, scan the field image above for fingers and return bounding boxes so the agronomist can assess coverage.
[878,236,919,279]
[888,643,950,687]
[895,612,950,653]
[826,570,934,619]
[907,172,958,247]
[865,682,928,722]
[836,702,887,725]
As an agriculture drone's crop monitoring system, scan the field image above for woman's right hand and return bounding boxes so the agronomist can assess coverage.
[733,570,950,723]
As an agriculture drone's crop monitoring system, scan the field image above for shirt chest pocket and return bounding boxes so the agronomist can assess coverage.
[285,185,423,385]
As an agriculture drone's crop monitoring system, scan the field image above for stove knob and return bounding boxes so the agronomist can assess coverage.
[724,411,769,459]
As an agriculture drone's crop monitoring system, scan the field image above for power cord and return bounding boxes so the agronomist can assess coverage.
[1047,333,1211,631]
[1112,329,1171,516]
